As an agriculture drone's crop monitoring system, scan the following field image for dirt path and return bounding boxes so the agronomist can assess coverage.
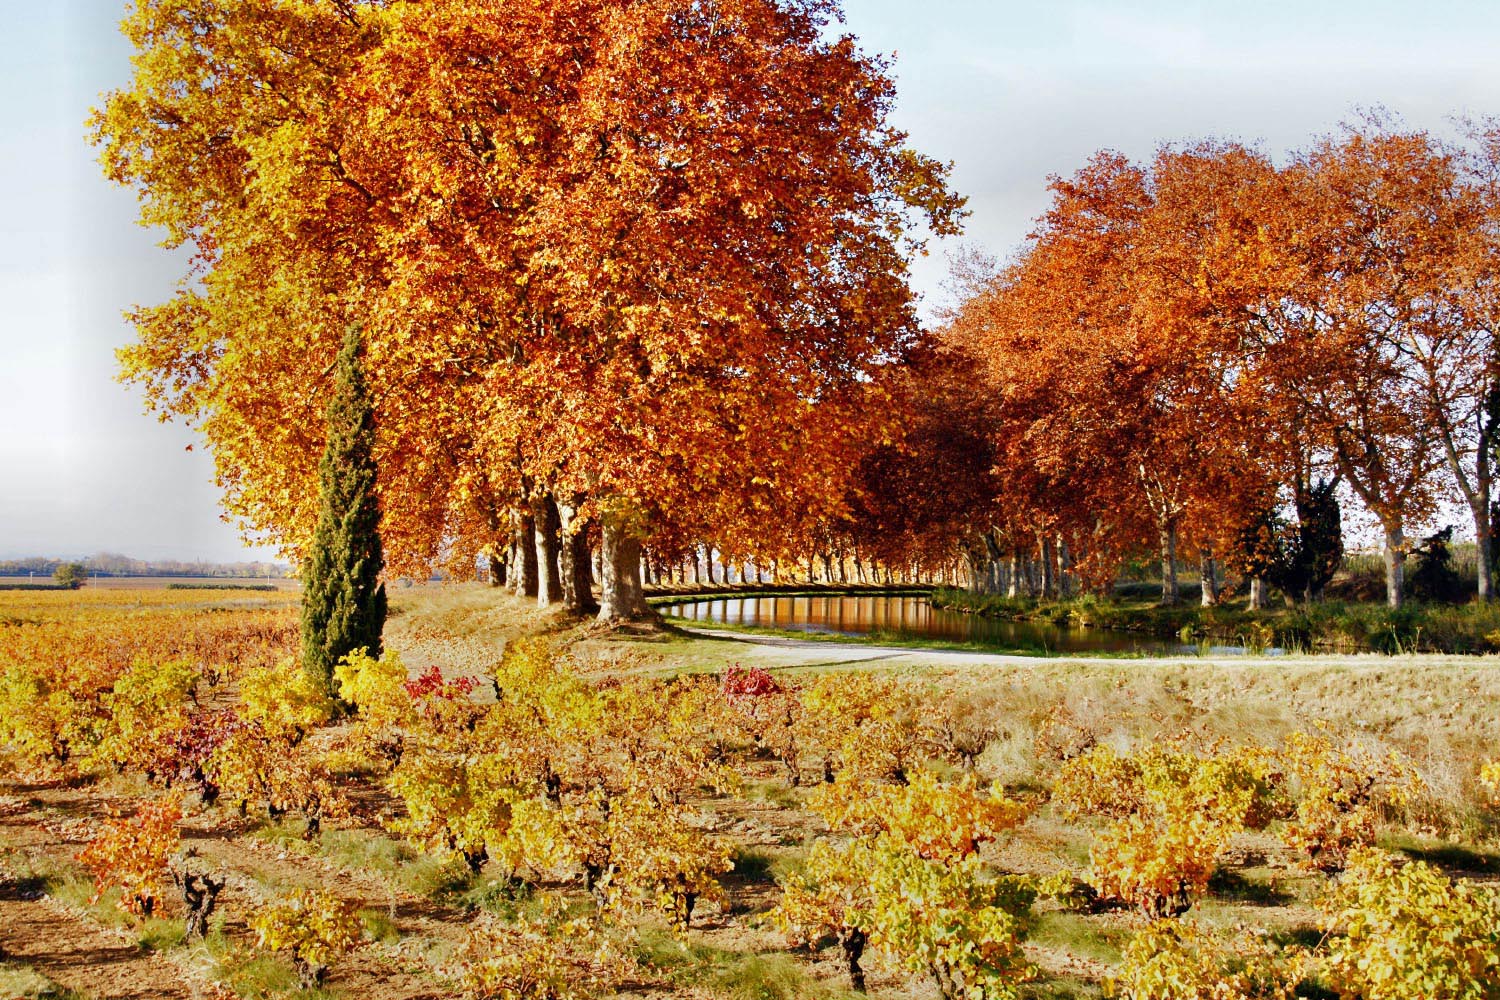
[0,795,203,1000]
[0,890,203,1000]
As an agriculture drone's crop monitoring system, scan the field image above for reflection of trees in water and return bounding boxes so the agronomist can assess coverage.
[675,596,1255,656]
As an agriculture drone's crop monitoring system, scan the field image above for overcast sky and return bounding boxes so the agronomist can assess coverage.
[3,1,1499,562]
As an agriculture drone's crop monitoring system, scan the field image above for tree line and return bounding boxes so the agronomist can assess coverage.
[0,555,289,579]
[937,119,1499,609]
[95,2,1496,613]
[94,0,961,621]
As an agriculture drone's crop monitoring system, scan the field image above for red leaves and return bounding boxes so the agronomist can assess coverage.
[719,664,781,702]
[403,665,480,707]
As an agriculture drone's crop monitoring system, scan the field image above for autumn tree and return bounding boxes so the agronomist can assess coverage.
[946,146,1281,606]
[1239,125,1464,608]
[301,325,386,697]
[1451,118,1500,602]
[94,0,961,621]
[947,126,1500,611]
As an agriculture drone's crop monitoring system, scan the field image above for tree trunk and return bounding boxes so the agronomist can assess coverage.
[572,531,595,610]
[557,502,598,615]
[1383,523,1405,610]
[1005,550,1021,598]
[487,546,507,588]
[1057,535,1072,598]
[534,494,563,608]
[705,547,718,584]
[1477,509,1494,603]
[1199,546,1218,607]
[1248,576,1265,611]
[1038,534,1055,598]
[558,529,578,609]
[1159,520,1179,606]
[598,512,652,621]
[514,512,538,599]
[1465,438,1492,600]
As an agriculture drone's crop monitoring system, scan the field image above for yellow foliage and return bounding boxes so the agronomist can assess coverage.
[251,888,364,989]
[386,744,516,867]
[798,673,932,782]
[1063,741,1277,917]
[1278,730,1424,873]
[1320,848,1500,1000]
[238,659,333,739]
[1479,760,1500,807]
[865,848,1037,1000]
[600,791,732,931]
[1090,809,1234,919]
[334,648,414,731]
[810,768,1030,863]
[1108,919,1305,1000]
[773,838,875,951]
[89,658,198,772]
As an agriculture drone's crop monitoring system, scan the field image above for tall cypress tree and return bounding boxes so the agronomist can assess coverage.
[301,326,386,698]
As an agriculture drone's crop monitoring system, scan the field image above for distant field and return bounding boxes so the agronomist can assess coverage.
[0,575,298,591]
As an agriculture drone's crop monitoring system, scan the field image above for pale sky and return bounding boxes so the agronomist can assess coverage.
[3,1,1499,562]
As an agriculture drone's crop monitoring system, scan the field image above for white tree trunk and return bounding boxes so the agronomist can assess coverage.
[1248,576,1265,611]
[598,513,651,621]
[1199,547,1218,607]
[1383,523,1405,610]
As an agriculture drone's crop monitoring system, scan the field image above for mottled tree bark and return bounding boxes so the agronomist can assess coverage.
[1038,534,1055,598]
[1199,546,1218,607]
[556,501,597,615]
[534,494,563,608]
[513,512,538,599]
[1159,521,1179,606]
[598,512,651,621]
[1383,523,1405,609]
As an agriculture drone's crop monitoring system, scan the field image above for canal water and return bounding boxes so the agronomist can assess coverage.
[663,593,1270,657]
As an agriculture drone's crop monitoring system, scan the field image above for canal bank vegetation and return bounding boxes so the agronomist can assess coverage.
[931,586,1500,655]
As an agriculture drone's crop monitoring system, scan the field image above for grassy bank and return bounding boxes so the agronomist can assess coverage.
[930,587,1500,655]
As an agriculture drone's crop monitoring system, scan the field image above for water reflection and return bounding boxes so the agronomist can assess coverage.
[665,594,1272,657]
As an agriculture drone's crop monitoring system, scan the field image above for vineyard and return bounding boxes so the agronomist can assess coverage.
[2,585,1498,1000]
